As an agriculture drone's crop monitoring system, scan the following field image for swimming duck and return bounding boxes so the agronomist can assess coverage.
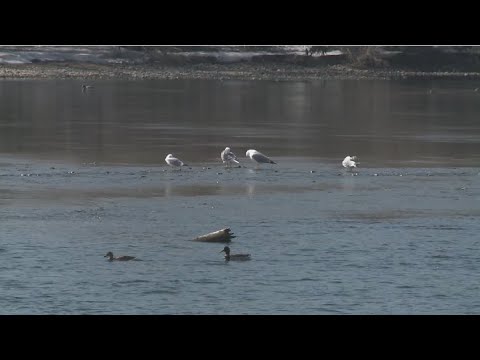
[220,246,251,261]
[104,251,136,261]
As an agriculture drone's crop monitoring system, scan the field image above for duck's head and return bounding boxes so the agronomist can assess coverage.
[104,251,113,258]
[220,246,231,255]
[225,147,231,151]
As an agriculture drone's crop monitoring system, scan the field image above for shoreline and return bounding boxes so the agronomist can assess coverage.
[2,62,480,81]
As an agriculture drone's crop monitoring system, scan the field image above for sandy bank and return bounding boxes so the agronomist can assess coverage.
[2,62,480,81]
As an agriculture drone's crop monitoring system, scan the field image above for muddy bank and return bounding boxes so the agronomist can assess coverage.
[2,61,480,81]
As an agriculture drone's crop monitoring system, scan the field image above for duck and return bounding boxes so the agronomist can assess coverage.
[82,84,94,91]
[104,251,136,261]
[246,149,276,168]
[220,246,251,261]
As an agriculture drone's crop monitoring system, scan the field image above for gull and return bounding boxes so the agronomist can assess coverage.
[246,149,276,168]
[221,147,240,167]
[165,154,188,168]
[342,155,358,170]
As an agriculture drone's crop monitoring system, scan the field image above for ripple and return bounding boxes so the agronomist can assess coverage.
[142,289,178,295]
[116,279,151,285]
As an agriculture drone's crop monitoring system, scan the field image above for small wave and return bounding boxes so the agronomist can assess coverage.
[142,289,178,295]
[116,279,150,285]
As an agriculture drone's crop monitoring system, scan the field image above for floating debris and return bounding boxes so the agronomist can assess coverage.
[193,228,236,243]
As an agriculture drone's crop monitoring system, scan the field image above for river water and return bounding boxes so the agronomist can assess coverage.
[1,78,480,314]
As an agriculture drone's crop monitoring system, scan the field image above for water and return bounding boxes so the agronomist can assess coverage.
[1,79,480,314]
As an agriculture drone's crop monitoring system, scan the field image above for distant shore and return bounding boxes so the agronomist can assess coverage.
[2,61,480,81]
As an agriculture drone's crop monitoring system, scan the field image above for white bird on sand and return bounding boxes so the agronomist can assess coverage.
[342,155,358,170]
[165,154,188,168]
[246,149,276,168]
[221,147,240,167]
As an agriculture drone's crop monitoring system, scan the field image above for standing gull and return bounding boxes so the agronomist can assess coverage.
[221,147,240,167]
[246,149,276,168]
[342,155,358,170]
[165,154,188,168]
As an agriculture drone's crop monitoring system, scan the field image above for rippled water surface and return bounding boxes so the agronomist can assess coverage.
[1,79,480,314]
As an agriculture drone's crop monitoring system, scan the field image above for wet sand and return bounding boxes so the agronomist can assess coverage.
[2,62,480,81]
